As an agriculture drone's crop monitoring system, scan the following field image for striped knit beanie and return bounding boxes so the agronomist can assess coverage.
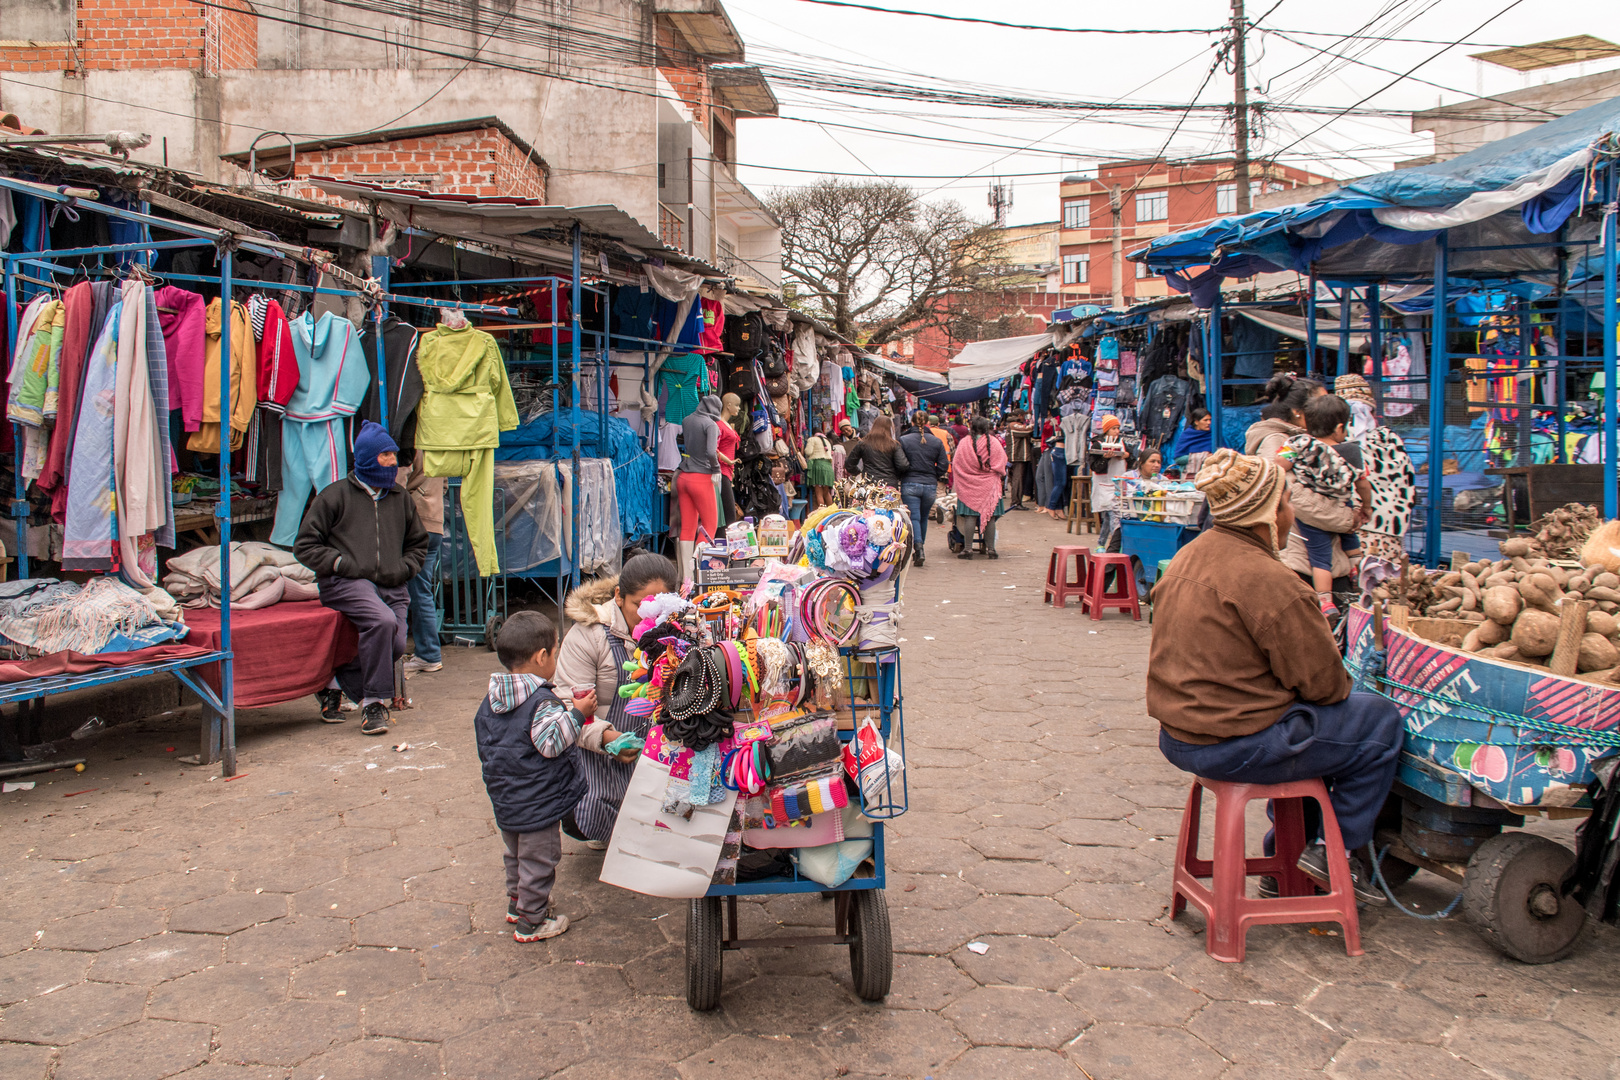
[1194,448,1286,552]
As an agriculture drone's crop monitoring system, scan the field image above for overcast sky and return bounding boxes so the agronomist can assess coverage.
[725,0,1620,225]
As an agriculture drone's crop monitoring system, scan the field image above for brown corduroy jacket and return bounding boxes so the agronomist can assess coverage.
[1147,524,1350,745]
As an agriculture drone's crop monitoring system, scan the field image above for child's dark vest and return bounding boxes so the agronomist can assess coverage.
[474,687,587,833]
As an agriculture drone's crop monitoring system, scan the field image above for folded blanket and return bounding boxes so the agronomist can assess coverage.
[0,577,172,655]
[163,541,316,609]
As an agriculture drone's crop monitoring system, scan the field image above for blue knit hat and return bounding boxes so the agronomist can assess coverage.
[353,420,399,489]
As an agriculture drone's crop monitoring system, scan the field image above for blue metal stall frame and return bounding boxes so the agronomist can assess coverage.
[0,175,521,773]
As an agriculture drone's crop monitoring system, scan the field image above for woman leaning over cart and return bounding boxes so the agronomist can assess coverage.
[555,552,679,846]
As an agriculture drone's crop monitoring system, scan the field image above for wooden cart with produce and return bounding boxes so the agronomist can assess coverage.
[1347,516,1620,961]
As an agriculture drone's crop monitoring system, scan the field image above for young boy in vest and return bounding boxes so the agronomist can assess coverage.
[475,611,597,942]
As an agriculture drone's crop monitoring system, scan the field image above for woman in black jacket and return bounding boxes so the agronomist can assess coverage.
[843,415,910,486]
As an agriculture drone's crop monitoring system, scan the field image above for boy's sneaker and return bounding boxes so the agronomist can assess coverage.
[513,911,569,942]
[1296,845,1388,907]
[317,689,345,722]
[359,703,391,736]
[585,839,609,851]
[403,656,442,675]
[507,896,520,924]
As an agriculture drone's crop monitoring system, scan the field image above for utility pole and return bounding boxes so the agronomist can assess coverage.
[1109,184,1124,309]
[1232,0,1252,213]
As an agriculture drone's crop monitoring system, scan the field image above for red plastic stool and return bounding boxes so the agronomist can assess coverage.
[1081,553,1141,621]
[1043,546,1091,609]
[1170,776,1362,962]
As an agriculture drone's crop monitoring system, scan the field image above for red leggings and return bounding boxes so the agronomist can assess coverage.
[676,470,718,542]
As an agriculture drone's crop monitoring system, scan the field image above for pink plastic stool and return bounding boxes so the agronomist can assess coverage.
[1081,553,1141,621]
[1170,776,1363,963]
[1043,546,1091,609]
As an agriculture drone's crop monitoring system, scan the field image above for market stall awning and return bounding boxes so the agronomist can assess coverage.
[947,333,1052,389]
[861,353,947,386]
[1131,91,1620,303]
[1236,308,1371,354]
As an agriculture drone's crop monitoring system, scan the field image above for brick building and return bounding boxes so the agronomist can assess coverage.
[221,119,550,203]
[1058,158,1331,307]
[0,0,782,284]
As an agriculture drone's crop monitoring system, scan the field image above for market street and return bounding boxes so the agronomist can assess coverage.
[0,511,1611,1079]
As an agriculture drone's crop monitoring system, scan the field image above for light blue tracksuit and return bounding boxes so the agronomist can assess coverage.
[270,312,371,547]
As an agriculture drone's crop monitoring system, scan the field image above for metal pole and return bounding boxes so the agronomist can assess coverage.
[1337,287,1352,377]
[1306,271,1318,377]
[371,254,391,434]
[1427,234,1450,568]
[1367,283,1382,392]
[4,256,25,581]
[218,248,237,775]
[1554,293,1567,464]
[1603,163,1618,517]
[1208,298,1225,451]
[1231,0,1252,214]
[570,223,584,589]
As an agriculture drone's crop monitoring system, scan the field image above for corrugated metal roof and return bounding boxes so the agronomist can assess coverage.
[308,176,725,275]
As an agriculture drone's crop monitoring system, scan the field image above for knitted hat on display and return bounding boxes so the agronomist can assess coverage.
[1195,448,1286,552]
[1334,374,1375,406]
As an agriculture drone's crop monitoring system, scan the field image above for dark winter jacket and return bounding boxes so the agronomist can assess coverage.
[354,315,424,454]
[844,439,910,486]
[474,686,587,833]
[899,429,949,486]
[294,475,429,587]
[1138,374,1194,448]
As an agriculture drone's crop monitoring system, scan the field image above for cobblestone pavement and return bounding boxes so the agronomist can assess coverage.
[1,511,1618,1079]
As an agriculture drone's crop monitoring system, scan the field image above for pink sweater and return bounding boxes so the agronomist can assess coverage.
[951,435,1008,520]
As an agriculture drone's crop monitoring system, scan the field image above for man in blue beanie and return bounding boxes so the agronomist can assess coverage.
[295,420,430,735]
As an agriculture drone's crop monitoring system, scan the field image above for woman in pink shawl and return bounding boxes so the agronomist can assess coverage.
[950,416,1008,560]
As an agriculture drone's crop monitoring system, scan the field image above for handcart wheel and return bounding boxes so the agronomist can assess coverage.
[848,888,893,1001]
[686,897,724,1011]
[484,615,505,651]
[1461,833,1585,964]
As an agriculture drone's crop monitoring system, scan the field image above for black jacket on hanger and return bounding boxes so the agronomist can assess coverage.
[355,315,424,454]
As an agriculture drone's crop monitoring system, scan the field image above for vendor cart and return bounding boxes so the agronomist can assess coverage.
[685,645,906,1010]
[1345,604,1604,963]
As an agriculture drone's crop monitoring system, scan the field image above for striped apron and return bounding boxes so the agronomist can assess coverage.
[571,631,649,842]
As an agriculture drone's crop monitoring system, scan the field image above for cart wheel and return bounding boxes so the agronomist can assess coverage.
[1461,833,1585,964]
[848,889,893,1001]
[686,897,724,1011]
[484,615,504,651]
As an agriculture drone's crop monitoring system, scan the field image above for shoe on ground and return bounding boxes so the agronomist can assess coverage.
[359,703,392,736]
[513,911,569,942]
[585,839,609,851]
[988,550,999,559]
[958,552,974,560]
[403,656,442,674]
[507,896,520,924]
[913,554,926,568]
[1257,875,1279,899]
[1296,844,1388,907]
[317,688,345,722]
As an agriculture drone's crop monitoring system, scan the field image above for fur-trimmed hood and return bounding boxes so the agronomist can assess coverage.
[563,575,619,628]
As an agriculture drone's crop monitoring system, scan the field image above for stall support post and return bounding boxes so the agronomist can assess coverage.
[1207,298,1224,451]
[1367,283,1381,390]
[1604,163,1619,517]
[1306,271,1318,376]
[1554,290,1567,464]
[372,255,391,433]
[215,248,238,775]
[1426,234,1450,568]
[1337,287,1352,376]
[4,255,25,581]
[570,224,584,588]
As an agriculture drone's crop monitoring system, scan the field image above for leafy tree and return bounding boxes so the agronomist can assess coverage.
[770,178,1006,344]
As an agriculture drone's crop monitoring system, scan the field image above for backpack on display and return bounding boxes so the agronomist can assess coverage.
[726,311,767,360]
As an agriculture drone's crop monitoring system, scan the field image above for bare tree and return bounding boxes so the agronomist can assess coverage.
[770,178,1005,344]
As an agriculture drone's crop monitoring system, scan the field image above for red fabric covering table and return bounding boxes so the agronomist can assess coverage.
[184,601,357,708]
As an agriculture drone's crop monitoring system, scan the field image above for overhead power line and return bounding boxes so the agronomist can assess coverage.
[786,1,1220,35]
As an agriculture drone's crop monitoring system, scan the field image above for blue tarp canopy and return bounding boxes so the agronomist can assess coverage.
[1133,92,1620,303]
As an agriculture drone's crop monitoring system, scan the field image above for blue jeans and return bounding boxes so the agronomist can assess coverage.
[1044,447,1069,511]
[1157,692,1403,851]
[407,532,443,663]
[901,481,936,557]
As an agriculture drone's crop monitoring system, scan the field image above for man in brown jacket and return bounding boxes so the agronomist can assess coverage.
[1148,448,1401,904]
[402,455,446,675]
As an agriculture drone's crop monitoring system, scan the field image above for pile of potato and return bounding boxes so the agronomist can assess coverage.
[1375,535,1620,677]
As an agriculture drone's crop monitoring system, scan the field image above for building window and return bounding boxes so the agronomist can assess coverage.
[711,118,732,167]
[1216,184,1236,215]
[1135,261,1148,280]
[1062,254,1089,285]
[1062,199,1090,230]
[1135,190,1168,222]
